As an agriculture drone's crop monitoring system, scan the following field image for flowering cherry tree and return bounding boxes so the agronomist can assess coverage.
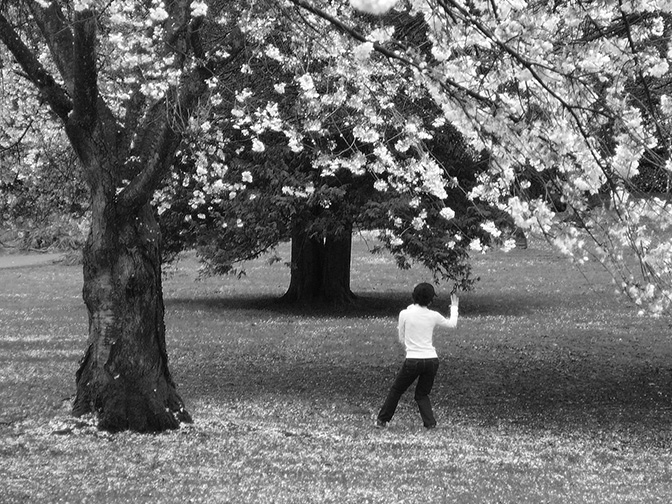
[169,0,672,313]
[0,0,243,431]
[162,119,489,303]
[157,1,503,304]
[3,0,670,430]
[289,0,672,315]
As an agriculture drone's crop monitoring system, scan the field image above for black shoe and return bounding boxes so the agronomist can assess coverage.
[425,424,437,430]
[374,420,388,429]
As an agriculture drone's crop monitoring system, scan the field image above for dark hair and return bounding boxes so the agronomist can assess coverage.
[412,283,436,306]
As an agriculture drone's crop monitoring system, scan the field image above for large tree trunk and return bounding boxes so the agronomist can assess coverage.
[280,222,356,305]
[72,200,191,432]
[280,225,323,303]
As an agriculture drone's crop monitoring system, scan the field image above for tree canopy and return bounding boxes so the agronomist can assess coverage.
[4,0,672,314]
[2,0,672,431]
[157,7,497,295]
[157,0,672,313]
[338,0,672,315]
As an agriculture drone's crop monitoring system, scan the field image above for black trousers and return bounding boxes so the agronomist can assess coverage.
[377,358,439,427]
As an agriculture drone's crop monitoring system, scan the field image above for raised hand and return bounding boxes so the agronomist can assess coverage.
[450,293,459,310]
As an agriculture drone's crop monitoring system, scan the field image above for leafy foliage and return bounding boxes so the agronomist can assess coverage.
[7,0,671,312]
[0,47,88,251]
[159,3,502,290]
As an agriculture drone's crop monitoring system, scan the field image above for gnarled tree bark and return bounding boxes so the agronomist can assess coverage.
[72,202,190,432]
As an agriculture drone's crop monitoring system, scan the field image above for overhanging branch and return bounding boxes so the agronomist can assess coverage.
[286,0,491,104]
[71,9,98,131]
[27,0,75,95]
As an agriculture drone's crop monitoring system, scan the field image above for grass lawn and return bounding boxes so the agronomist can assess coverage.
[2,236,672,503]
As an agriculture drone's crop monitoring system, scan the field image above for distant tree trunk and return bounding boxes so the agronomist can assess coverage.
[322,223,356,304]
[280,222,356,305]
[72,199,191,432]
[514,227,528,249]
[280,225,323,303]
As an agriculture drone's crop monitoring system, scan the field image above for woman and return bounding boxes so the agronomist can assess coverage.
[375,282,459,430]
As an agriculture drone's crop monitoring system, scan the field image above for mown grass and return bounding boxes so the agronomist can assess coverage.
[2,236,672,503]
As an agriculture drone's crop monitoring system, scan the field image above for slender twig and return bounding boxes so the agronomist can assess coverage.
[0,118,34,153]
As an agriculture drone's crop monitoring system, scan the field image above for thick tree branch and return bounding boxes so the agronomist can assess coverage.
[116,106,180,213]
[27,0,75,95]
[116,26,245,213]
[115,70,207,213]
[119,82,146,161]
[0,11,72,121]
[3,3,120,172]
[71,9,98,131]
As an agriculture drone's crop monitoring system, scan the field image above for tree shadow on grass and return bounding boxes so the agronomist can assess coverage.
[180,343,672,440]
[439,354,672,435]
[166,291,411,318]
[169,287,672,438]
[166,289,556,318]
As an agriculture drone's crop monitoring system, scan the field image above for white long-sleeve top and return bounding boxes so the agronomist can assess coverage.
[398,304,458,359]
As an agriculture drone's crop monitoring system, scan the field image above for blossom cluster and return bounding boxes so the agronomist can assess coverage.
[164,0,479,281]
[347,0,672,313]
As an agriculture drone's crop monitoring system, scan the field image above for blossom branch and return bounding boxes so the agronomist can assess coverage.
[286,0,491,104]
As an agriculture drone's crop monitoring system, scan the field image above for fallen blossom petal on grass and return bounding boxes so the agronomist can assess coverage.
[3,237,672,503]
